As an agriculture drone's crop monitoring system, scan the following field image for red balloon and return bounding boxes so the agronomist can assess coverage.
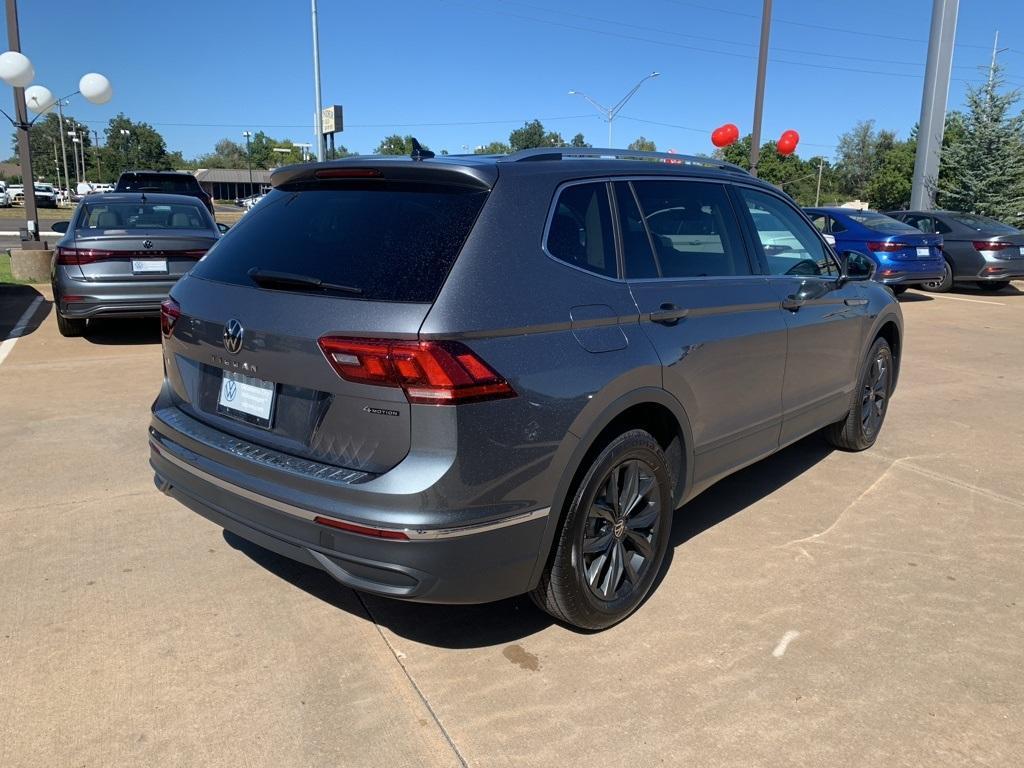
[777,129,800,156]
[711,123,740,148]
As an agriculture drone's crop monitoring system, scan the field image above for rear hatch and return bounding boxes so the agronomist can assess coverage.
[162,163,492,474]
[59,198,218,280]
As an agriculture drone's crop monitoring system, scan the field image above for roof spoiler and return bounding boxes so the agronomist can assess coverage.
[501,147,748,174]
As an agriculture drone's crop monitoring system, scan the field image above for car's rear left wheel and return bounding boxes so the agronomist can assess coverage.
[55,311,86,337]
[531,429,673,630]
[918,259,953,293]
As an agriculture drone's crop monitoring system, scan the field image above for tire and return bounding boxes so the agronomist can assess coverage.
[891,285,908,296]
[56,311,86,337]
[530,429,674,630]
[975,281,1008,293]
[918,259,953,293]
[825,337,893,452]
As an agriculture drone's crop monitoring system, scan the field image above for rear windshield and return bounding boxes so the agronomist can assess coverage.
[79,201,213,231]
[846,211,920,233]
[118,175,199,194]
[948,213,1020,233]
[190,182,488,302]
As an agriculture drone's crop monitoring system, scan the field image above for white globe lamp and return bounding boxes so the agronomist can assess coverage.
[24,84,55,115]
[79,73,112,105]
[0,50,34,88]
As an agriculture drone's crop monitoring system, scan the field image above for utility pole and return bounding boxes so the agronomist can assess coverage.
[311,0,324,161]
[69,132,81,185]
[814,159,824,206]
[92,129,101,181]
[749,0,773,177]
[910,0,959,210]
[242,130,254,195]
[988,30,1008,87]
[5,0,41,245]
[55,100,70,196]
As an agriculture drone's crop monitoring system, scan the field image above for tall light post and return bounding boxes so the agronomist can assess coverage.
[749,0,773,177]
[68,131,81,185]
[294,142,311,162]
[242,130,254,195]
[119,128,130,172]
[568,71,661,147]
[91,129,101,181]
[311,0,325,161]
[0,4,111,244]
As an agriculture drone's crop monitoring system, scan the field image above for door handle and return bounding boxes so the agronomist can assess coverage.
[648,303,689,325]
[844,297,868,306]
[781,296,806,311]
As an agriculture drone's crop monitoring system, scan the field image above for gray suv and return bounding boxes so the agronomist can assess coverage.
[149,148,902,629]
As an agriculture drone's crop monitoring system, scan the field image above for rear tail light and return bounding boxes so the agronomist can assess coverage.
[973,241,1015,252]
[313,515,409,540]
[160,298,181,337]
[867,242,910,252]
[317,337,516,405]
[56,247,207,264]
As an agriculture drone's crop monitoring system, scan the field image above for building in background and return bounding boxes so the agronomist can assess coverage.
[193,168,273,201]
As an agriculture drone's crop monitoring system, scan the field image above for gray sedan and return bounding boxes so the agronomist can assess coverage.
[51,193,225,336]
[886,209,1024,292]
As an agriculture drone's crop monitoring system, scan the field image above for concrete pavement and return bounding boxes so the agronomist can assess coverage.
[1,283,1022,767]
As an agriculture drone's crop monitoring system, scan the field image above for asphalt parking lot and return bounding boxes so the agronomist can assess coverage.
[1,283,1022,768]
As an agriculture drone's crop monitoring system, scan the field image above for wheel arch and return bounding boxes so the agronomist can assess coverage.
[526,387,695,590]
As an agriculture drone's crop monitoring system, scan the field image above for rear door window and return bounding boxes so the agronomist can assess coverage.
[190,182,488,302]
[546,183,617,278]
[631,180,750,278]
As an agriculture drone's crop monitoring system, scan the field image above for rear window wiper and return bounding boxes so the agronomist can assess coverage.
[247,267,363,296]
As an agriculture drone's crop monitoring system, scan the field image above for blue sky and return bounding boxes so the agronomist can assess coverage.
[7,0,1024,161]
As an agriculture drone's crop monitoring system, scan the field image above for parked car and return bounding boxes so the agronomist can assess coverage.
[885,210,1024,292]
[804,207,944,294]
[115,171,215,215]
[149,148,902,630]
[8,183,23,202]
[50,192,222,337]
[8,182,56,207]
[0,183,9,208]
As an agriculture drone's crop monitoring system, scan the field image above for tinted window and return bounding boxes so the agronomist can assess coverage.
[809,214,827,233]
[546,183,617,277]
[948,213,1020,233]
[117,174,200,194]
[830,217,847,233]
[614,182,658,278]
[632,180,749,277]
[740,188,839,277]
[191,182,487,302]
[78,201,213,231]
[847,211,919,233]
[906,215,935,234]
[934,218,953,234]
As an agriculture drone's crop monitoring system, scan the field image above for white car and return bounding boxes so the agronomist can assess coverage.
[0,183,9,208]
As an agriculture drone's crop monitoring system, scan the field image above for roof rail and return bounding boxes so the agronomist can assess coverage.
[501,147,749,174]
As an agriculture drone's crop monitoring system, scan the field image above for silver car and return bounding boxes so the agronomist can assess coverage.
[51,192,224,337]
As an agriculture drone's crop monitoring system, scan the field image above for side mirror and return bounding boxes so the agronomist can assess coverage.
[838,250,876,283]
[217,222,230,234]
[51,220,70,234]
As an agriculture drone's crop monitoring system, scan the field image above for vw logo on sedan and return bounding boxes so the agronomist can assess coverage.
[142,239,154,249]
[223,319,244,354]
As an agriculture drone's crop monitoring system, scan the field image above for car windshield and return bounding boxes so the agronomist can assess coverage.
[78,202,212,230]
[948,213,1020,233]
[846,211,919,233]
[119,175,198,194]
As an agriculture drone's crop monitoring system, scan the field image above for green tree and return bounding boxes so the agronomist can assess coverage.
[571,132,590,148]
[717,134,831,205]
[196,138,248,169]
[628,136,656,152]
[375,135,421,155]
[100,113,173,179]
[12,112,91,185]
[834,120,898,199]
[509,120,565,150]
[938,67,1024,221]
[865,139,916,210]
[474,141,511,154]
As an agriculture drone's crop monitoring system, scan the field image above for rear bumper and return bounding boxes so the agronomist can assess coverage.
[55,275,177,319]
[875,259,945,286]
[974,259,1024,281]
[149,416,551,604]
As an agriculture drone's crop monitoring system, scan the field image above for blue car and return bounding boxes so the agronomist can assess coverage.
[804,207,945,293]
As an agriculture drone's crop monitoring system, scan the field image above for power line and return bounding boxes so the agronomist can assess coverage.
[618,116,838,149]
[66,114,597,130]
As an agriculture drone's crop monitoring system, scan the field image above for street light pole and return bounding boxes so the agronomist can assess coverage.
[749,0,773,178]
[311,0,325,161]
[92,129,101,181]
[242,130,254,194]
[4,0,40,245]
[568,71,661,148]
[55,99,71,197]
[68,132,81,185]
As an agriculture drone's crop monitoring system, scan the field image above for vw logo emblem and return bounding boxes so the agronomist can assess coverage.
[224,380,238,402]
[613,519,626,539]
[223,319,244,354]
[142,239,154,249]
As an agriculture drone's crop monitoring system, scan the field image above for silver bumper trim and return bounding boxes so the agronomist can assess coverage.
[150,438,549,540]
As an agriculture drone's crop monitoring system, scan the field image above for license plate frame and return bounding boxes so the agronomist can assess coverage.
[217,371,276,428]
[132,258,168,274]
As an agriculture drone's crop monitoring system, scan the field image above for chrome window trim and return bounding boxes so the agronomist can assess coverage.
[151,436,549,540]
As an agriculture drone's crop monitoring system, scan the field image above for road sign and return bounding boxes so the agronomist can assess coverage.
[321,105,343,135]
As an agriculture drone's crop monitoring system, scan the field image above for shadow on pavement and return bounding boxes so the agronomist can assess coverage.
[949,282,1022,297]
[225,433,835,648]
[896,291,933,302]
[83,317,162,345]
[0,285,50,342]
